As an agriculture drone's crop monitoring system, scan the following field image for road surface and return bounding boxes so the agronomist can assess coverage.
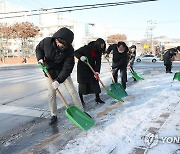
[0,61,179,153]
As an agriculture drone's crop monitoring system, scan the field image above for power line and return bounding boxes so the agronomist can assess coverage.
[0,0,158,19]
[0,0,158,14]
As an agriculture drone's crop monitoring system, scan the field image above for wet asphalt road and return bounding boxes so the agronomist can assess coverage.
[0,61,179,153]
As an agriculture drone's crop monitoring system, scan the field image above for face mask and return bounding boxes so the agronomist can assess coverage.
[118,50,124,53]
[57,45,66,52]
[131,48,135,52]
[117,45,125,53]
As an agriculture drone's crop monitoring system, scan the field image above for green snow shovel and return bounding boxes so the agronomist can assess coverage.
[173,72,180,81]
[173,67,180,81]
[105,57,128,98]
[129,66,144,80]
[39,63,95,131]
[83,57,123,102]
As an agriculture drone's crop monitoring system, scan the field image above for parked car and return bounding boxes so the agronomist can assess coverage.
[136,55,159,63]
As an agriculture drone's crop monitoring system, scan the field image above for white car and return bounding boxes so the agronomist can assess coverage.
[136,55,159,63]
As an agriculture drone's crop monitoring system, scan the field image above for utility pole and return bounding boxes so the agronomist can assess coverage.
[147,20,156,54]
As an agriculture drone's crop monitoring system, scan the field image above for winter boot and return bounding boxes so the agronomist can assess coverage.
[49,116,57,125]
[133,77,137,81]
[79,94,85,107]
[95,94,105,104]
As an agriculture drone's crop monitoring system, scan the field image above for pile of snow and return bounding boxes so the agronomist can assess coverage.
[57,73,180,154]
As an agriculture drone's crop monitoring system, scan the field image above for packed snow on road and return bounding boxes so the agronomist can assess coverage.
[55,73,180,154]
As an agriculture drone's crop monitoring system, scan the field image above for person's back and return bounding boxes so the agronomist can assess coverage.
[163,48,177,73]
[163,48,176,64]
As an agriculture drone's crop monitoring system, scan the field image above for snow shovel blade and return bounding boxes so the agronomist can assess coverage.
[173,72,180,81]
[65,105,95,131]
[131,71,144,80]
[106,89,124,102]
[111,83,128,98]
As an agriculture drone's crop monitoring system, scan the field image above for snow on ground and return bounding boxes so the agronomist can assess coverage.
[56,73,180,154]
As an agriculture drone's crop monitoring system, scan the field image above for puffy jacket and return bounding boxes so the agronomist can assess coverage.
[163,48,176,65]
[106,44,129,70]
[35,27,75,83]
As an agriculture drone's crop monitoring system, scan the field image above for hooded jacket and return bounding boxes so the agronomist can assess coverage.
[35,27,75,83]
[52,27,74,45]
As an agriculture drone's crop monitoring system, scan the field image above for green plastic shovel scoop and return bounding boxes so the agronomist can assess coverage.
[173,72,180,81]
[129,66,144,80]
[83,57,124,102]
[105,57,128,98]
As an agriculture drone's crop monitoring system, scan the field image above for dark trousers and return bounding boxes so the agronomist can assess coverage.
[129,65,137,81]
[112,68,127,89]
[79,93,101,104]
[165,64,172,72]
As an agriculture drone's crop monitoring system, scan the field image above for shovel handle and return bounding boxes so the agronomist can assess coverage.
[104,56,116,83]
[128,65,134,73]
[85,61,107,90]
[39,63,69,108]
[46,72,69,108]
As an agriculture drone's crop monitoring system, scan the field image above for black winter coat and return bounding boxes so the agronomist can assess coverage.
[106,44,129,70]
[35,32,74,83]
[163,48,176,65]
[74,43,102,84]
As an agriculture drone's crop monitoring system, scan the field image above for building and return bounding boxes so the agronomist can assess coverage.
[0,1,29,24]
[0,1,32,57]
[154,36,180,60]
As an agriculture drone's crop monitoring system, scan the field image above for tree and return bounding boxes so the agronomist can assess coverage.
[12,22,40,56]
[0,23,15,57]
[0,22,40,57]
[107,34,127,44]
